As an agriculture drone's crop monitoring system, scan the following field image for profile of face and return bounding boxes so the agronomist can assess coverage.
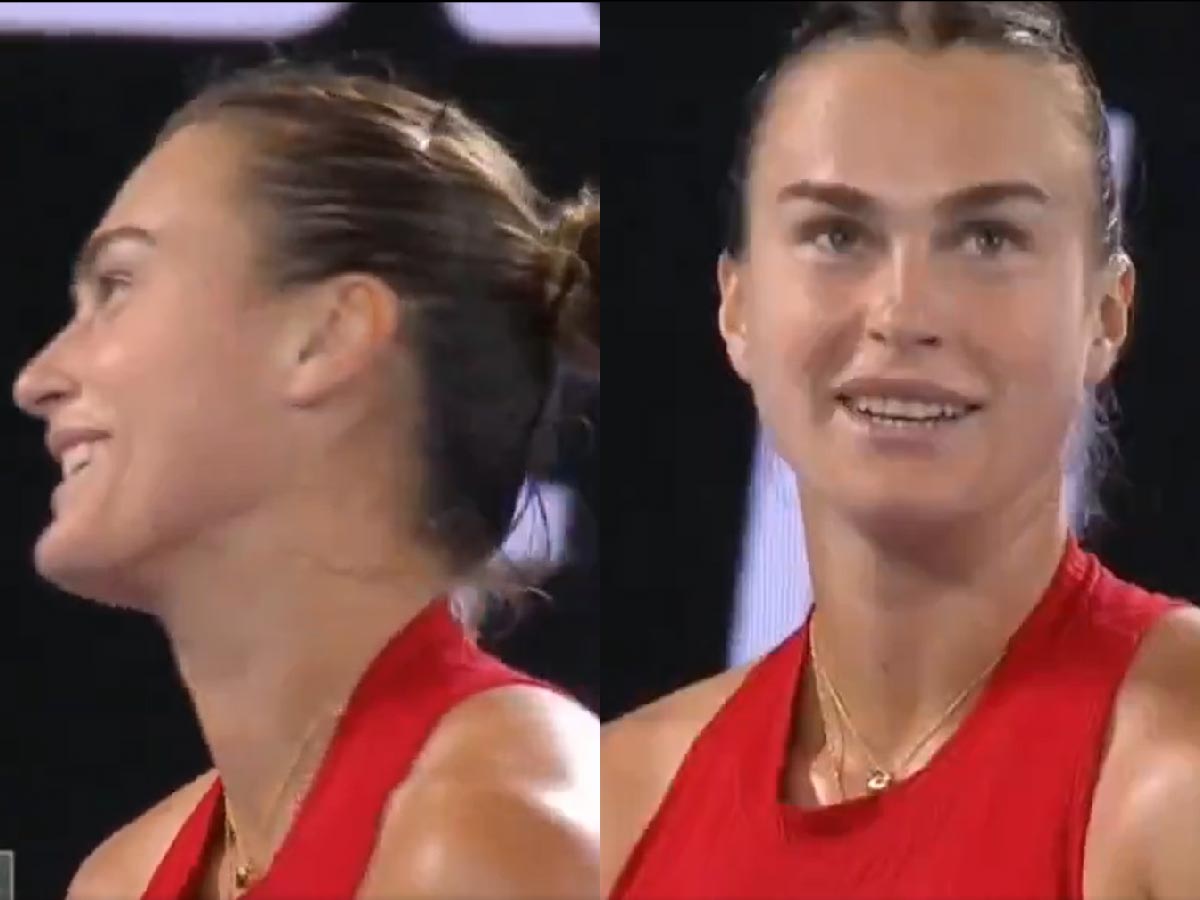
[719,41,1134,532]
[13,124,327,605]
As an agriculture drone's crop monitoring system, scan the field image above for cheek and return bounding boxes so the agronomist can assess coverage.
[966,272,1090,396]
[101,307,283,525]
[108,297,269,425]
[960,278,1093,476]
[142,340,277,471]
[739,268,864,469]
[744,256,859,387]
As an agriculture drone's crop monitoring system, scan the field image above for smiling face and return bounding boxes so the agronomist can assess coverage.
[719,41,1132,532]
[13,123,306,604]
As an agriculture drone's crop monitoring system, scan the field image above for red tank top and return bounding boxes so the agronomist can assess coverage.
[142,597,547,899]
[614,540,1184,900]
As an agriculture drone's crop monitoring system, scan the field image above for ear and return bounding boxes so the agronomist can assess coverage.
[718,252,752,382]
[282,273,403,407]
[1085,253,1135,386]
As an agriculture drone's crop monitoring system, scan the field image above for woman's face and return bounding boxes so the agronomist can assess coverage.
[719,41,1133,532]
[14,123,308,604]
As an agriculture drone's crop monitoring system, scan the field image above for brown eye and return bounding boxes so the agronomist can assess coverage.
[817,224,860,253]
[792,216,868,255]
[93,272,131,306]
[959,221,1028,257]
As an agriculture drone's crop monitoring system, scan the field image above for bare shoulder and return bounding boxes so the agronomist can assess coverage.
[66,769,217,900]
[359,684,599,899]
[601,665,752,893]
[1087,605,1200,900]
[1121,604,1200,726]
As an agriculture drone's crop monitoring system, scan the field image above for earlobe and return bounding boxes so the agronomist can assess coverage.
[1085,257,1136,385]
[1106,254,1136,345]
[1085,334,1115,386]
[1085,297,1127,385]
[717,253,751,381]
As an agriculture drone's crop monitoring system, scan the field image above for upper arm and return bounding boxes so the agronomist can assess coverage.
[66,770,217,900]
[601,716,662,893]
[66,838,131,900]
[361,685,599,898]
[1140,750,1200,900]
[600,668,750,893]
[1136,611,1200,900]
[365,782,599,899]
[1094,607,1200,900]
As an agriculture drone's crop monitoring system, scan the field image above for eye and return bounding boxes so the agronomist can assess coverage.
[792,216,870,256]
[958,221,1029,257]
[92,271,132,306]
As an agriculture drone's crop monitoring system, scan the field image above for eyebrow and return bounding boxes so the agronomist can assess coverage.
[71,225,157,290]
[775,180,1051,217]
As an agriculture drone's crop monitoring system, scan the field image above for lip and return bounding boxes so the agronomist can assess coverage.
[47,426,111,464]
[834,376,984,409]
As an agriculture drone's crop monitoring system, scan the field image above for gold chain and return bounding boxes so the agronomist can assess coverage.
[808,620,1006,794]
[222,708,343,898]
[812,673,849,802]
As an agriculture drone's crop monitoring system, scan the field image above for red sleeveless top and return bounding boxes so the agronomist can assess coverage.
[142,597,547,899]
[614,540,1184,900]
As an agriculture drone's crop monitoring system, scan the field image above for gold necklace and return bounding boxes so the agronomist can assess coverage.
[808,622,1006,794]
[222,708,343,897]
[224,812,254,896]
[812,673,849,802]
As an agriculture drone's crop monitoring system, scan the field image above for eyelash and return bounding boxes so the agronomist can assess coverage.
[791,217,872,254]
[956,220,1030,255]
[790,217,1031,257]
[92,271,131,306]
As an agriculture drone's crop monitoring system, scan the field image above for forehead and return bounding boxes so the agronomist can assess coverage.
[752,41,1092,206]
[93,122,258,256]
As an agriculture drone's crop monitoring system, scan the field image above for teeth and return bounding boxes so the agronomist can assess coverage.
[61,442,94,478]
[848,396,970,422]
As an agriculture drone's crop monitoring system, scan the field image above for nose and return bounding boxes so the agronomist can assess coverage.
[13,333,77,420]
[864,239,945,350]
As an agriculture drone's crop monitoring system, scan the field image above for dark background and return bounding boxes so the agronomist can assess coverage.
[3,4,598,896]
[604,1,1200,718]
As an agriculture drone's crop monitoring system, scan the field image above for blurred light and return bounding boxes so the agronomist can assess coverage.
[1106,108,1136,202]
[443,2,599,47]
[502,480,575,569]
[0,2,348,40]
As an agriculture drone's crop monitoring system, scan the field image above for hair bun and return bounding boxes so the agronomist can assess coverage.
[545,188,599,376]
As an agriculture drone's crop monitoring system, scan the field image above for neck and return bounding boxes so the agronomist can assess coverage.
[798,473,1071,768]
[154,515,448,869]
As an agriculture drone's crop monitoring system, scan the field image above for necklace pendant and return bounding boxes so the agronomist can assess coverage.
[865,769,893,793]
[234,863,254,891]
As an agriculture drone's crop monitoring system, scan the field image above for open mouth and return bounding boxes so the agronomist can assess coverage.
[837,394,983,427]
[60,442,98,481]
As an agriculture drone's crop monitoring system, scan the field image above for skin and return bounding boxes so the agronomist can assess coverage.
[14,121,597,898]
[602,41,1200,899]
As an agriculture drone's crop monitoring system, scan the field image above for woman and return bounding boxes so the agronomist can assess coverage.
[15,63,599,898]
[603,3,1200,898]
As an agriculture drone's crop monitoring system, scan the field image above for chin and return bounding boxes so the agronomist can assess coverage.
[839,482,983,537]
[33,527,150,610]
[860,501,964,535]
